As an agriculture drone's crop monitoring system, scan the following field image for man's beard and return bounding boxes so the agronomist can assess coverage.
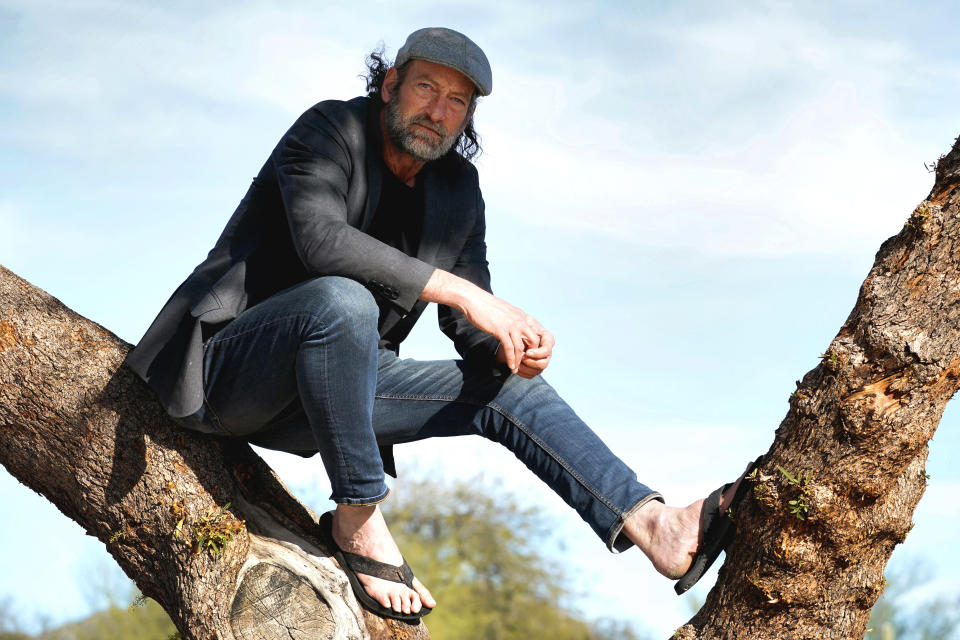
[385,92,462,162]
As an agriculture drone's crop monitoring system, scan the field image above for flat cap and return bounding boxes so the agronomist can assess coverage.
[396,27,492,96]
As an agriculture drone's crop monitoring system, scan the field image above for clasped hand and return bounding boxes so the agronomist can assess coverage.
[461,290,554,379]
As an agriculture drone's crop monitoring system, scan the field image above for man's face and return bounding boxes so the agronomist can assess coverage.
[383,59,475,162]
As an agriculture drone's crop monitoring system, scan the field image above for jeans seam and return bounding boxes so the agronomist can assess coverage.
[200,340,225,433]
[311,314,362,493]
[205,313,326,347]
[374,392,622,516]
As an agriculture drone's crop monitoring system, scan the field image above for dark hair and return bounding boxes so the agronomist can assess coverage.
[364,47,482,161]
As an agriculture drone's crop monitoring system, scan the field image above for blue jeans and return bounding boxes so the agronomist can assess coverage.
[201,276,661,552]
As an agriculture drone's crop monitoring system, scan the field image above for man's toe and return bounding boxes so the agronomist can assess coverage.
[413,577,436,608]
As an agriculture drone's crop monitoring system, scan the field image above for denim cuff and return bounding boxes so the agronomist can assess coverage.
[606,492,664,553]
[331,486,391,506]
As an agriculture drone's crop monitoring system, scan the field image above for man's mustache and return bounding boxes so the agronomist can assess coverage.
[409,115,446,138]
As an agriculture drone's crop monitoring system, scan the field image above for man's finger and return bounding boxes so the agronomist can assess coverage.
[498,333,518,371]
[524,331,554,359]
[509,329,525,372]
[516,363,538,379]
[539,330,555,351]
[520,355,549,371]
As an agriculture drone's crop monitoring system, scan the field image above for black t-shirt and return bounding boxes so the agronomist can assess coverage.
[365,165,426,347]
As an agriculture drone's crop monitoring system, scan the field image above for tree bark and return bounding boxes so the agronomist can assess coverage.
[676,136,960,640]
[0,269,429,639]
[2,135,959,640]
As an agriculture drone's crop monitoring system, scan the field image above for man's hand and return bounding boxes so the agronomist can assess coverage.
[420,269,554,376]
[494,328,554,378]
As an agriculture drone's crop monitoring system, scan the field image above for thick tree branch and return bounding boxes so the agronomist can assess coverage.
[680,135,960,640]
[0,267,429,640]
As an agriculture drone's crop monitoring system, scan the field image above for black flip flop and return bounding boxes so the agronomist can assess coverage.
[674,457,761,595]
[319,511,432,622]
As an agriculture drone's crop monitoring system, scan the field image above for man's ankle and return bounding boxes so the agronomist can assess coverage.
[623,499,665,552]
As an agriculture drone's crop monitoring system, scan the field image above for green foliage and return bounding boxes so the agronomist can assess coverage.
[382,475,651,640]
[25,597,176,640]
[192,503,244,556]
[776,465,812,520]
[6,476,647,640]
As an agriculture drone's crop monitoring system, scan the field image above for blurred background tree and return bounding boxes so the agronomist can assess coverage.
[864,560,960,640]
[381,476,652,640]
[0,473,651,640]
[6,475,960,640]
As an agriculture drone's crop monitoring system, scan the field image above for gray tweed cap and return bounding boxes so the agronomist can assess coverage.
[396,27,492,96]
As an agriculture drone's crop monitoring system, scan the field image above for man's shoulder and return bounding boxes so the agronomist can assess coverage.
[284,96,373,147]
[302,95,370,122]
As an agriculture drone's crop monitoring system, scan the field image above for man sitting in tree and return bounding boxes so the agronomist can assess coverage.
[128,27,752,621]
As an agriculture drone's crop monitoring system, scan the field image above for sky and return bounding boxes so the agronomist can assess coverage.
[1,0,959,636]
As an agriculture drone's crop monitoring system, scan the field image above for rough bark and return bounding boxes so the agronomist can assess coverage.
[0,268,429,640]
[676,136,960,640]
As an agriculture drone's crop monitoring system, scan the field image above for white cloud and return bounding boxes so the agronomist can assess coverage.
[475,4,955,257]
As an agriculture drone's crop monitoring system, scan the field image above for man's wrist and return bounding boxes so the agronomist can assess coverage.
[420,269,476,311]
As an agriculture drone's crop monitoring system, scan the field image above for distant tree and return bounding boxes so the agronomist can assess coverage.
[382,476,652,640]
[38,597,175,640]
[0,597,28,640]
[864,560,960,640]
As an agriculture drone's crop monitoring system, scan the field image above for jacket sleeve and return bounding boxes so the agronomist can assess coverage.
[272,106,435,312]
[437,191,502,364]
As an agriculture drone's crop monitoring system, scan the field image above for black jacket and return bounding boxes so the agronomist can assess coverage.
[126,96,499,433]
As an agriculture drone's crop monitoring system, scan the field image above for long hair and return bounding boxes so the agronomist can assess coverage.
[364,47,482,162]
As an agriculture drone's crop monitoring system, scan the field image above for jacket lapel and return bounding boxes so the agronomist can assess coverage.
[361,100,383,232]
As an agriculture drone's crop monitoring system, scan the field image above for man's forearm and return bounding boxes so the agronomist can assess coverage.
[419,268,552,375]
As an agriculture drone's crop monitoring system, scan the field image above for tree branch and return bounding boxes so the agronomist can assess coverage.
[0,266,429,640]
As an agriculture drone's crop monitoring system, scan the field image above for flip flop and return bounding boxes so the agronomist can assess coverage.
[674,457,761,595]
[319,511,432,622]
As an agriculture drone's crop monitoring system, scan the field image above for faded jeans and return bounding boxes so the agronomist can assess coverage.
[200,276,661,552]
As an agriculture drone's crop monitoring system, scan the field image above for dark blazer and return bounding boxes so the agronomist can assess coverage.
[126,96,500,433]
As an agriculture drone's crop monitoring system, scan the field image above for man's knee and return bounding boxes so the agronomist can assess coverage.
[295,276,380,332]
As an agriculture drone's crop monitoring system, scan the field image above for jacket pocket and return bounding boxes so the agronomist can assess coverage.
[189,287,223,318]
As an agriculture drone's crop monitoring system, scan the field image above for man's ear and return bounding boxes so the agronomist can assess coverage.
[381,66,399,105]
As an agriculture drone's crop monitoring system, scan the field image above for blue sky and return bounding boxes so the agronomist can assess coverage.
[1,1,959,635]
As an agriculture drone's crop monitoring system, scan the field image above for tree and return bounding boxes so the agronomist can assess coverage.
[673,140,960,639]
[10,477,651,640]
[382,476,653,640]
[1,134,959,639]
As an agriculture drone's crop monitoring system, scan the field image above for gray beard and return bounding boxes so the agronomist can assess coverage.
[385,93,460,162]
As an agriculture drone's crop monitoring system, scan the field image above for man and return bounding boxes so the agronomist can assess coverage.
[127,27,752,621]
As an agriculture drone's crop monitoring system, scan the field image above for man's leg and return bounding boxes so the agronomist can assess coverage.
[371,352,656,550]
[201,276,433,615]
[370,351,740,580]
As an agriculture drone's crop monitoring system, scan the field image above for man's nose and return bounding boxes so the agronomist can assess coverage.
[425,95,446,122]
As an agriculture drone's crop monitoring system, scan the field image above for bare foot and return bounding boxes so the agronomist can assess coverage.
[332,504,436,615]
[623,480,744,579]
